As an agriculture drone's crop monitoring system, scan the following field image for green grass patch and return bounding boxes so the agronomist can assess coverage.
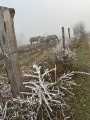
[74,37,90,71]
[70,37,90,120]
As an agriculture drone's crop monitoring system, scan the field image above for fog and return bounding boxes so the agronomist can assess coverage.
[0,0,90,45]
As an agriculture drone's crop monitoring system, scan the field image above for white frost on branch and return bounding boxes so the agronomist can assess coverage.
[21,64,78,119]
[0,64,90,120]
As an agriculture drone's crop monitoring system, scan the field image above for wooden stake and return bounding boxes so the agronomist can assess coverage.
[74,29,75,35]
[68,28,70,39]
[0,6,23,97]
[62,27,65,49]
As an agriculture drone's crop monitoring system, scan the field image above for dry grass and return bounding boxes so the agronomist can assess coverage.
[0,42,56,76]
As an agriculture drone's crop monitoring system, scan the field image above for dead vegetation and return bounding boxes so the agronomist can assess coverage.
[0,34,90,120]
[0,42,57,75]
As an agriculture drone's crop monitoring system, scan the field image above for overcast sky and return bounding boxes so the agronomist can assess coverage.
[0,0,90,45]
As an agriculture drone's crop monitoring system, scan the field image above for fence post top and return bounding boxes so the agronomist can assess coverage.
[0,6,15,17]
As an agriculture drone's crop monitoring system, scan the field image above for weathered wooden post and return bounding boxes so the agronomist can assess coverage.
[74,29,75,35]
[62,27,65,49]
[0,6,23,97]
[68,28,70,39]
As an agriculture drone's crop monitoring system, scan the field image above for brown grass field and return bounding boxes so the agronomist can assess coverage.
[0,42,57,76]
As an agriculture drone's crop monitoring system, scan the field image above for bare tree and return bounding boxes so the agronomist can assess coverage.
[73,21,86,40]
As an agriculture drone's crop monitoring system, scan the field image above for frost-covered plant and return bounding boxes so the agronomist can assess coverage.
[67,38,82,49]
[17,64,79,120]
[0,99,14,120]
[53,44,76,67]
[21,65,90,120]
[0,65,90,120]
[0,81,13,120]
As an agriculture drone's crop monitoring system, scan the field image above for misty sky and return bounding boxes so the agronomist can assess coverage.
[0,0,90,45]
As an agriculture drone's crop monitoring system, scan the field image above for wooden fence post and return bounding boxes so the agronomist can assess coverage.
[0,6,23,97]
[68,28,70,39]
[62,27,65,49]
[74,29,75,35]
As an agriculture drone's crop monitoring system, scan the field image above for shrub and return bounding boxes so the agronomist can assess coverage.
[52,44,76,68]
[0,65,90,120]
